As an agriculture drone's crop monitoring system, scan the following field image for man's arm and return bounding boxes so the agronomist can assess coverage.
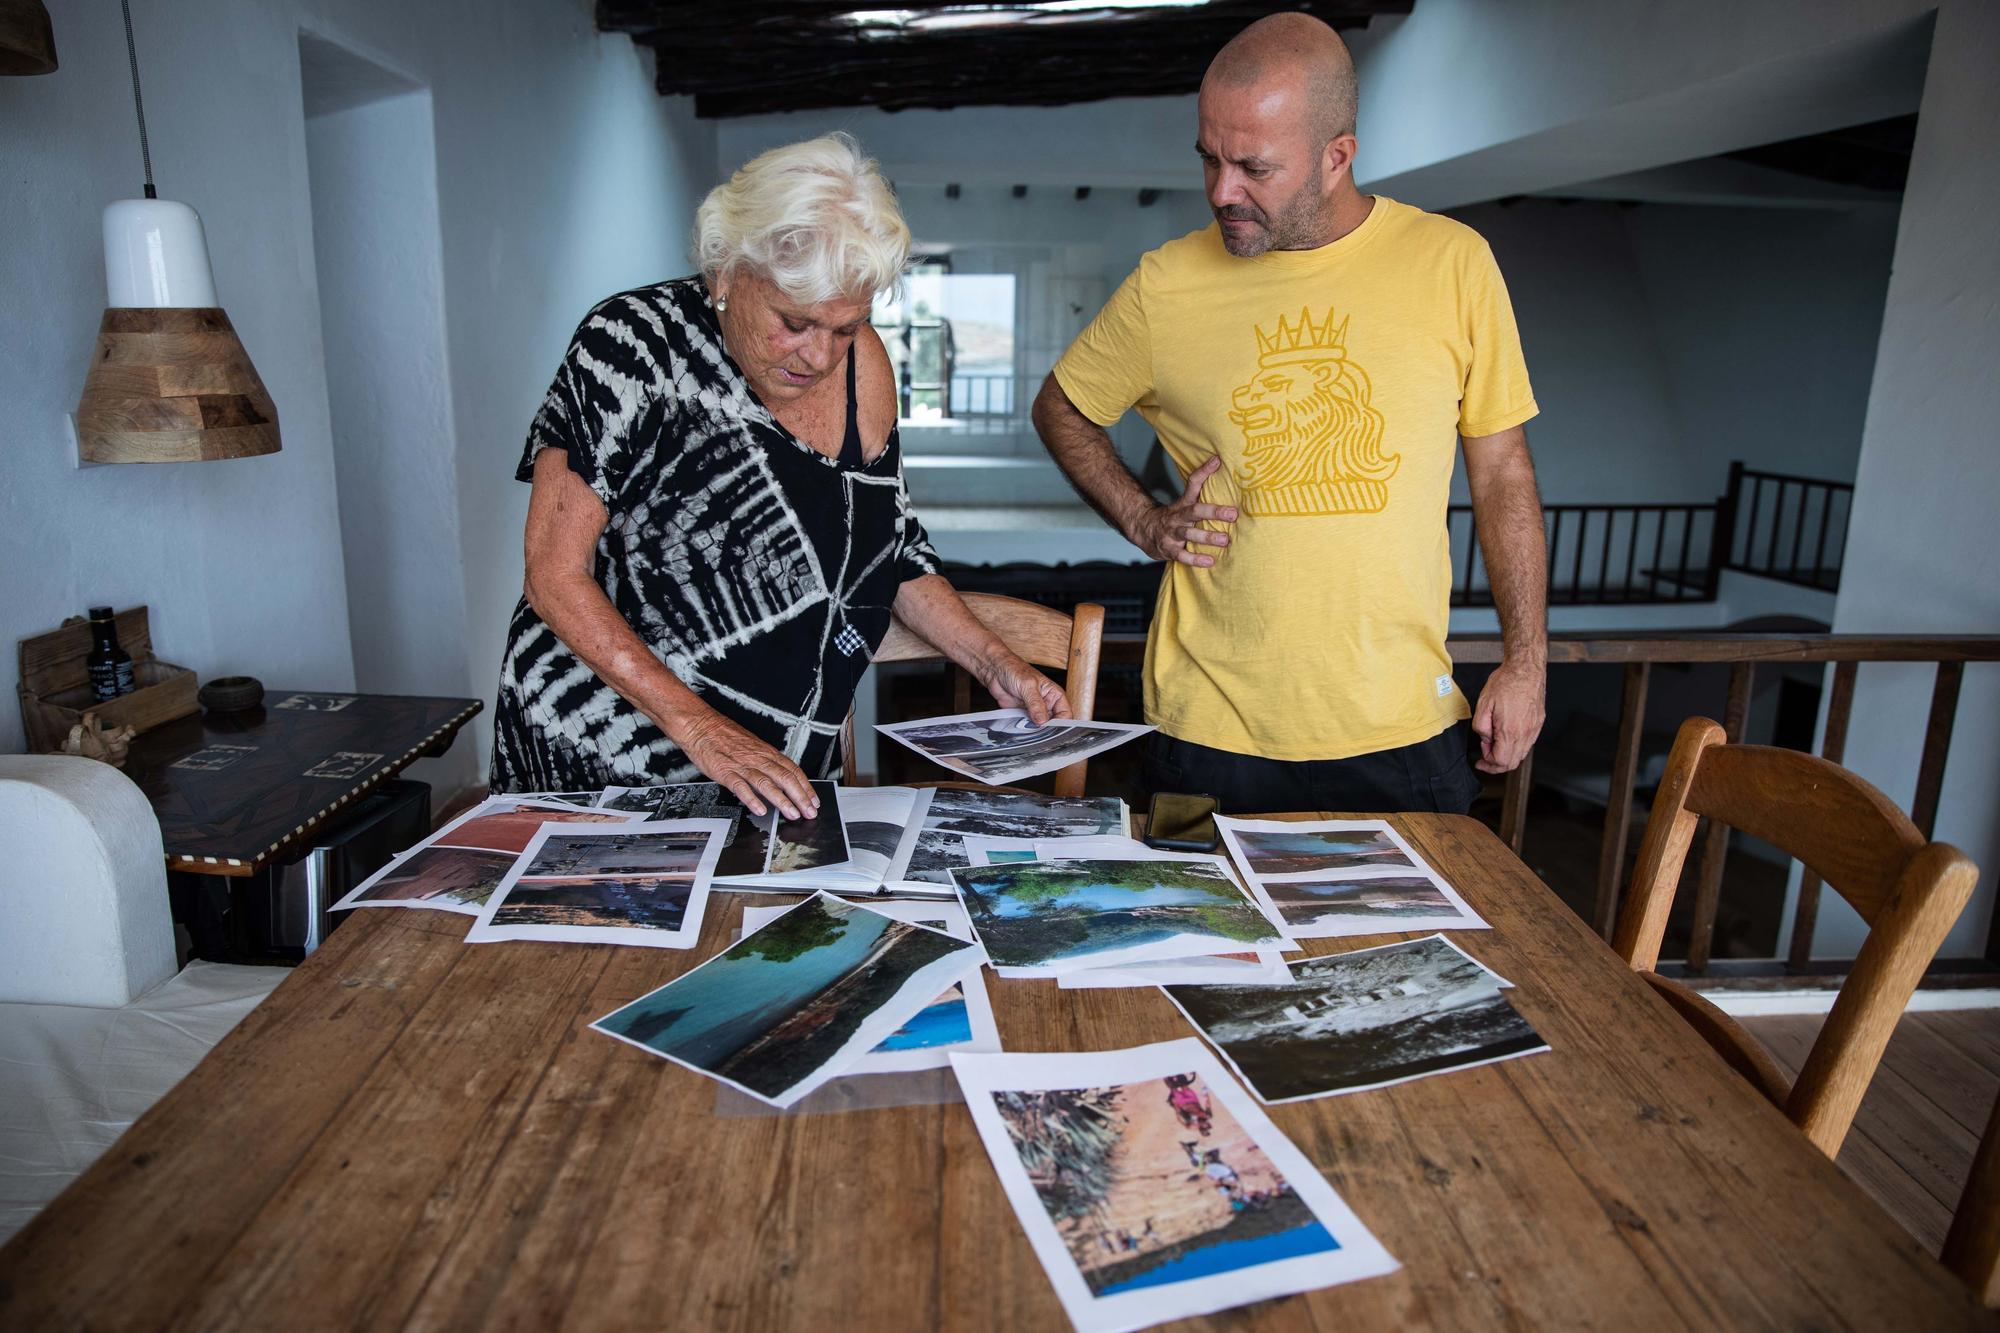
[1462,424,1548,774]
[1031,374,1236,568]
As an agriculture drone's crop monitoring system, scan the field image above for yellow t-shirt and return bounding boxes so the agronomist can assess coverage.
[1053,197,1537,761]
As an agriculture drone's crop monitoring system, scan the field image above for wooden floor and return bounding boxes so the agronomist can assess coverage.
[1744,1007,2000,1254]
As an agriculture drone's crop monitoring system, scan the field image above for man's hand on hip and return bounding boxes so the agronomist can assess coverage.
[1470,659,1545,774]
[1131,456,1239,568]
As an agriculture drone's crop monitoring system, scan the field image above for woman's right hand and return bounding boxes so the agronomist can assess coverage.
[673,709,819,821]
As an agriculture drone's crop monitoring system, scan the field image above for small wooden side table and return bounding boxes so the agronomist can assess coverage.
[116,690,482,877]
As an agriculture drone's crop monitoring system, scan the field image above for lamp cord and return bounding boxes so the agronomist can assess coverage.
[119,0,156,199]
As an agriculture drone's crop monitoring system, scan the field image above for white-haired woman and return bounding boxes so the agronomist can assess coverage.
[491,134,1068,817]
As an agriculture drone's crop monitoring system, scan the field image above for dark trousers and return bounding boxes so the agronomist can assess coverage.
[1142,723,1483,816]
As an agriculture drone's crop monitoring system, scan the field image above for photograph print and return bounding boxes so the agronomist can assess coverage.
[330,845,517,916]
[739,899,999,1074]
[878,708,1153,787]
[592,893,986,1106]
[466,818,730,949]
[1251,873,1488,938]
[595,785,673,817]
[1165,935,1546,1102]
[520,829,709,879]
[950,857,1284,975]
[1225,825,1417,877]
[434,798,639,855]
[950,1041,1397,1333]
[892,787,1128,887]
[766,780,849,875]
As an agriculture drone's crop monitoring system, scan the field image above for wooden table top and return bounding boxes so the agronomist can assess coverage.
[1,814,1986,1330]
[119,691,482,875]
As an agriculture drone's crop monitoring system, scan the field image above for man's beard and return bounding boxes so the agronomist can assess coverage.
[1214,167,1325,256]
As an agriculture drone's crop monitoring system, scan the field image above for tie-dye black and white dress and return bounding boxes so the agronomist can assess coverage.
[489,277,940,793]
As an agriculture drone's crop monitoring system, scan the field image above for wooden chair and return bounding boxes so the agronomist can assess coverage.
[1611,715,1979,1158]
[841,593,1105,798]
[1943,1091,2000,1305]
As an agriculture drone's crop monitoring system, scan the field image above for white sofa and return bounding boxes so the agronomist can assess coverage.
[0,755,286,1243]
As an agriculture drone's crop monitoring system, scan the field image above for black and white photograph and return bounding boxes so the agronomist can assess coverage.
[271,693,354,712]
[766,780,849,874]
[595,785,672,817]
[520,829,714,878]
[890,787,1129,887]
[303,750,381,780]
[878,708,1153,786]
[1165,935,1546,1102]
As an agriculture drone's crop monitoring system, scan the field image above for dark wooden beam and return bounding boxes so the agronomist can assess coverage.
[597,2,1413,118]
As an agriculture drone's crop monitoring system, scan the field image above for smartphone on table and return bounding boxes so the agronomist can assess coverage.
[1145,791,1221,853]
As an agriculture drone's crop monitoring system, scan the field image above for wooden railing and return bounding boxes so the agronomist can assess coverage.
[1451,632,2000,979]
[1449,502,1721,606]
[1718,461,1853,592]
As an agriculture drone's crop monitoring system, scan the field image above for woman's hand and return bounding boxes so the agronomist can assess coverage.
[673,710,819,821]
[978,650,1072,726]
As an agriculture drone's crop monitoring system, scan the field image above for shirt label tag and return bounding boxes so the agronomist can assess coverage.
[1435,674,1454,698]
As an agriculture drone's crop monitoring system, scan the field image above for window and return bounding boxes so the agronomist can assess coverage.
[873,256,1017,426]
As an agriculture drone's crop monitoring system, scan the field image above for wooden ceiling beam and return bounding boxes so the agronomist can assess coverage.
[600,1,1412,118]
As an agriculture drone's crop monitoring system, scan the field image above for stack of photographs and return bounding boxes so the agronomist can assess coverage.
[1163,935,1548,1102]
[329,797,643,917]
[592,893,989,1107]
[949,853,1288,979]
[951,1039,1398,1332]
[888,787,1130,891]
[877,708,1153,787]
[739,900,999,1075]
[465,818,731,949]
[602,782,924,894]
[1217,816,1489,939]
[960,837,1292,989]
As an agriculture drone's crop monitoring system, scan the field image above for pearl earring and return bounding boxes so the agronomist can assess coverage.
[716,294,728,312]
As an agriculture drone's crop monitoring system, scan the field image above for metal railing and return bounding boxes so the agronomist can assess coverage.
[1457,632,2000,981]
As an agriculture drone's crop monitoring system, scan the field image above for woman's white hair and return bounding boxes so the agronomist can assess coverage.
[694,132,910,306]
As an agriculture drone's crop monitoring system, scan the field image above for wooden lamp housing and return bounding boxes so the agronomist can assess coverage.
[75,308,281,463]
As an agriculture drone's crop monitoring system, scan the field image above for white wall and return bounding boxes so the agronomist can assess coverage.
[1624,203,1899,487]
[1,1,716,798]
[1816,0,2000,961]
[1445,200,1686,505]
[305,76,471,794]
[1355,0,1933,209]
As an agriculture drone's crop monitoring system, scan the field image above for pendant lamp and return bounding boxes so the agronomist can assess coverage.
[75,0,279,463]
[0,1,56,75]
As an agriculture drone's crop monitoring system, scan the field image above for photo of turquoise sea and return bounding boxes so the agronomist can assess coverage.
[594,896,969,1100]
[952,859,1278,969]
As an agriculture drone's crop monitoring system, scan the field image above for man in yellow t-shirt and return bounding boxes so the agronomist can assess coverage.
[1033,12,1548,815]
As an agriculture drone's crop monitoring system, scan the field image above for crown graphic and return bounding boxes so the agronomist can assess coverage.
[1255,307,1349,362]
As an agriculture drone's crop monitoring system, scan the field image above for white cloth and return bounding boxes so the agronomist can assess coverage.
[0,960,285,1243]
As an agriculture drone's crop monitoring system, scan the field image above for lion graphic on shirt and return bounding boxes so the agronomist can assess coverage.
[1228,308,1398,516]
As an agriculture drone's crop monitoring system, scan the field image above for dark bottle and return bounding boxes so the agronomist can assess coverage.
[86,606,136,702]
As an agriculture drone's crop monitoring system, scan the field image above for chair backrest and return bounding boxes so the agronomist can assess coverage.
[1613,715,1978,1156]
[1943,1090,2000,1306]
[843,593,1106,798]
[0,754,177,1006]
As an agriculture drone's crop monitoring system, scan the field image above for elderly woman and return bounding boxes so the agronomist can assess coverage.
[492,134,1068,818]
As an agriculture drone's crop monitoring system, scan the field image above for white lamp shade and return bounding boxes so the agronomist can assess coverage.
[102,197,217,308]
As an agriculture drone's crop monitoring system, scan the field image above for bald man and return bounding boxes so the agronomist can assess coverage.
[1033,13,1547,816]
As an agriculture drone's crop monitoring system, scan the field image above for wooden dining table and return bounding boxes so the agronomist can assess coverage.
[1,812,1988,1329]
